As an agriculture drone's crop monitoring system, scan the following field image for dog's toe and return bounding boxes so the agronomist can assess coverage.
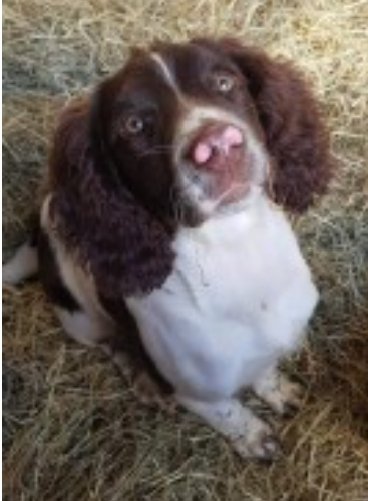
[233,418,281,462]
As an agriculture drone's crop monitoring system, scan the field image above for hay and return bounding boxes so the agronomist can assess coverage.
[3,0,368,499]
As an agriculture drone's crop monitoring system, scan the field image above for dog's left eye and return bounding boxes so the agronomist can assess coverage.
[125,115,144,134]
[213,73,235,93]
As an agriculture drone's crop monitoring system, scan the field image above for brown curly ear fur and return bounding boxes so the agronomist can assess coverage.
[48,97,174,300]
[195,38,334,212]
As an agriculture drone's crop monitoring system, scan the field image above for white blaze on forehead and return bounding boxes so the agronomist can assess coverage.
[150,52,184,102]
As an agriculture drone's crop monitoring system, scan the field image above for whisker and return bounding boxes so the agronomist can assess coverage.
[137,144,176,159]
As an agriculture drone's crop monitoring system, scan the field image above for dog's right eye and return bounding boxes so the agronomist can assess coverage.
[124,115,144,134]
[214,74,235,93]
[210,71,237,95]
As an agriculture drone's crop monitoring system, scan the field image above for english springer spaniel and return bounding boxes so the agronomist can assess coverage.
[3,38,333,460]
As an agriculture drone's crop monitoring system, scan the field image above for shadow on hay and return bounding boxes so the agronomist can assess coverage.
[310,303,368,442]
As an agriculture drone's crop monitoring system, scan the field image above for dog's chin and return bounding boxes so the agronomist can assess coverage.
[211,180,251,205]
[175,153,267,227]
[181,179,263,225]
[170,181,263,230]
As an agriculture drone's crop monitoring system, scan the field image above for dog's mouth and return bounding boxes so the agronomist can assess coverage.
[183,122,252,206]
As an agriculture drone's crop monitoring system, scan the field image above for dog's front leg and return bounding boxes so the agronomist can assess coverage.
[176,394,281,460]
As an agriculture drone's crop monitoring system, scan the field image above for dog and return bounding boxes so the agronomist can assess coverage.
[3,38,333,460]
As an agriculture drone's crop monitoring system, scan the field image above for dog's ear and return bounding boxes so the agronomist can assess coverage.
[193,38,334,212]
[48,93,174,301]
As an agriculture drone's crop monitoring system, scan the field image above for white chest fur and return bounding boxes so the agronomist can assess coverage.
[126,196,318,400]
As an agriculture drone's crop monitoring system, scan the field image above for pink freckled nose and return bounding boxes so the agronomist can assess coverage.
[191,124,244,169]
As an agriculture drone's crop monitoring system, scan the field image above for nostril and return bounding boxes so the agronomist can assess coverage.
[223,125,244,148]
[194,141,213,164]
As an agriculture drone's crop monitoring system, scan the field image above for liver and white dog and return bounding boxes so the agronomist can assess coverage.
[3,38,333,460]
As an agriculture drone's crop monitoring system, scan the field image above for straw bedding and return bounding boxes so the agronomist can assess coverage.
[3,1,368,499]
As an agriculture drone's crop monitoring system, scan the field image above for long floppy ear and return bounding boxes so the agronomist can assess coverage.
[48,95,174,301]
[195,38,334,212]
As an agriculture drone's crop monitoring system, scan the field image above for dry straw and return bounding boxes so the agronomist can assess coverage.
[3,0,368,500]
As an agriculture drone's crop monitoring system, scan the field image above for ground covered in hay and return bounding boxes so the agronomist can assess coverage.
[3,0,368,500]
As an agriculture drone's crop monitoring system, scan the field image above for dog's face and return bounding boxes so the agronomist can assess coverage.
[93,40,269,226]
[51,37,331,296]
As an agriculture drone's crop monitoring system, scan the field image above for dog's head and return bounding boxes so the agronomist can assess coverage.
[49,38,333,296]
[91,38,333,227]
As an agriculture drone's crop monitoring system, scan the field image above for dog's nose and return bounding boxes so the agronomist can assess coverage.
[190,123,244,170]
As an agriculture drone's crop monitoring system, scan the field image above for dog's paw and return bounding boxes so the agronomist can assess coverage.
[254,371,304,417]
[273,377,304,417]
[232,417,282,461]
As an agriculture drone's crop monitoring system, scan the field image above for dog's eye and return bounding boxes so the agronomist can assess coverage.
[213,73,235,93]
[125,115,144,134]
